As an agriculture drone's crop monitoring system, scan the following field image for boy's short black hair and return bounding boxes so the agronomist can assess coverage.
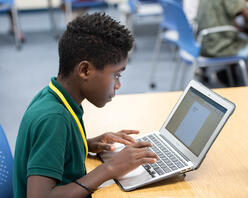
[58,12,134,77]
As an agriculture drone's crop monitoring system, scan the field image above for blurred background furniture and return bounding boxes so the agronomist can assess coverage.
[119,0,162,32]
[0,0,22,49]
[47,0,60,38]
[149,0,182,89]
[150,0,248,90]
[45,0,107,38]
[63,0,107,23]
[0,124,14,198]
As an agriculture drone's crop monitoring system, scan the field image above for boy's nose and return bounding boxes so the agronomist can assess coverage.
[114,80,121,90]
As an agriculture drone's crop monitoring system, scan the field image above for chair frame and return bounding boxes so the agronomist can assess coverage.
[0,0,22,49]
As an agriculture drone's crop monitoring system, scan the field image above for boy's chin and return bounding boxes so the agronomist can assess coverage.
[94,101,109,108]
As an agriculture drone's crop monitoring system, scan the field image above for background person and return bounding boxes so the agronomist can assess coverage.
[196,0,248,85]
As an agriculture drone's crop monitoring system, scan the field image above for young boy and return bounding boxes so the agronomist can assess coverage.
[13,13,157,198]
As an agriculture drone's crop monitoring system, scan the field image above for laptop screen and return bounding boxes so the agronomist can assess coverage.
[165,87,227,156]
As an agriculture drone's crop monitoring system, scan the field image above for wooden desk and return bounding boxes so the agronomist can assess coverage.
[82,87,248,198]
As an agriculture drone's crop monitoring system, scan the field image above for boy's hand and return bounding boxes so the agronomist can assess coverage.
[103,141,158,179]
[87,130,139,153]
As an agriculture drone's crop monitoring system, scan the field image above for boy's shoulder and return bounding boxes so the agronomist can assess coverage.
[24,86,70,123]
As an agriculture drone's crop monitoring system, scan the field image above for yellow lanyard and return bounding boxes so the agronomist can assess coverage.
[49,81,88,158]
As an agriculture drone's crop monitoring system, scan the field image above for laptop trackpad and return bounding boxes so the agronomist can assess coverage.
[117,165,152,189]
[100,143,153,190]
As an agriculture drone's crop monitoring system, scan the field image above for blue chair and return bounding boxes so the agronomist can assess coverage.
[119,0,162,33]
[128,0,159,13]
[0,124,13,198]
[63,0,107,23]
[0,0,22,49]
[149,0,182,88]
[150,0,248,90]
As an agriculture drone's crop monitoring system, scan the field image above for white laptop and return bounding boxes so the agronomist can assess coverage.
[99,80,235,191]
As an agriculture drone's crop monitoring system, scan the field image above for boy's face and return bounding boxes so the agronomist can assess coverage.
[84,57,128,108]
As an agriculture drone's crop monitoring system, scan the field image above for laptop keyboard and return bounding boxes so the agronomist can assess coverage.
[137,134,187,178]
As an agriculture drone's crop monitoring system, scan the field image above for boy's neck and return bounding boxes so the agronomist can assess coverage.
[56,75,84,106]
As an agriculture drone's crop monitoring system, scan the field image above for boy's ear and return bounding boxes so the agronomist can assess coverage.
[77,60,94,80]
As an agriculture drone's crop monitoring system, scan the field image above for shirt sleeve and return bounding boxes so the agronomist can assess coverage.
[223,0,246,17]
[27,114,69,182]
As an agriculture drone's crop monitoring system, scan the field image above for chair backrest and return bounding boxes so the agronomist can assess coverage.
[128,0,159,13]
[63,0,106,8]
[0,0,13,12]
[159,0,200,57]
[172,0,182,5]
[0,125,13,198]
[0,0,13,4]
[159,0,183,31]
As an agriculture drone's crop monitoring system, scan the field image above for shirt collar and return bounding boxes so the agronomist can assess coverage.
[49,77,84,118]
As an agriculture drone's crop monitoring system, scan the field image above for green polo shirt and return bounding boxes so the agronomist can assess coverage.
[197,0,247,57]
[13,77,87,198]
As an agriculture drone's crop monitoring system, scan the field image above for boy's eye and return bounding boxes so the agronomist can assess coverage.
[115,73,122,79]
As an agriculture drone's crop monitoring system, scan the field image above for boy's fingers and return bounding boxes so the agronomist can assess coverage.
[97,143,115,151]
[109,135,132,145]
[137,157,157,165]
[118,130,140,135]
[132,141,152,148]
[135,149,158,159]
[118,133,136,144]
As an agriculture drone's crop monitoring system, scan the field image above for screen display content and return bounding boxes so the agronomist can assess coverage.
[166,87,227,156]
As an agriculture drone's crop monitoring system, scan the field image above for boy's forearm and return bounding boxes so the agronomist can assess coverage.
[77,163,112,192]
[51,163,111,198]
[28,164,112,198]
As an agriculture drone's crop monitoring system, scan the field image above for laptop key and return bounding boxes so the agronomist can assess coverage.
[150,163,165,175]
[179,159,187,166]
[142,164,157,178]
[142,134,189,175]
[150,163,159,169]
[142,137,149,141]
[142,164,151,171]
[161,165,171,173]
[175,162,184,168]
[155,169,164,175]
[177,164,185,168]
[169,165,178,170]
[149,170,156,178]
[153,166,164,175]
